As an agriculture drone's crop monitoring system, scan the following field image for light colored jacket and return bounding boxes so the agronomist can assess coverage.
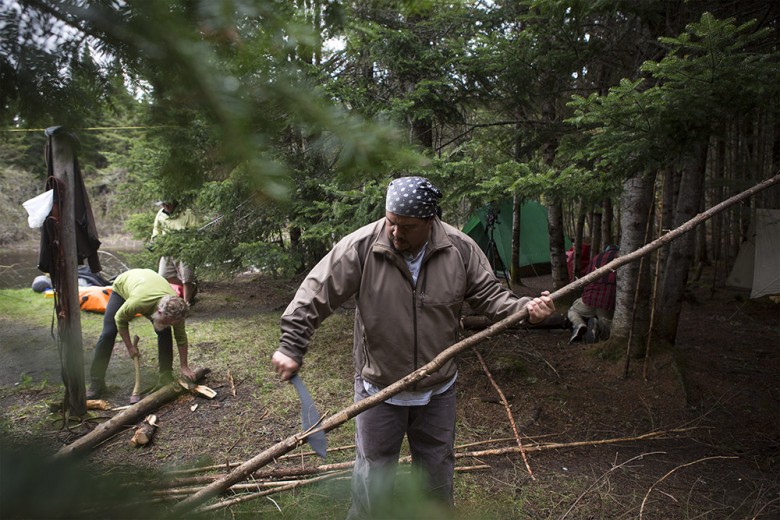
[279,217,530,390]
[152,207,197,238]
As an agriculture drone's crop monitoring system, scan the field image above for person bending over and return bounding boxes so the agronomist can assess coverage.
[88,268,196,401]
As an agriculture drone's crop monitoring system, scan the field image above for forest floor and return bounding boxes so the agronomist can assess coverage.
[0,271,778,519]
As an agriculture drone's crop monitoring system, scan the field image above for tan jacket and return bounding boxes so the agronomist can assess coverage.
[279,217,530,390]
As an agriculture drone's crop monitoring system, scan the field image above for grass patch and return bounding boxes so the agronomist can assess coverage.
[0,288,53,326]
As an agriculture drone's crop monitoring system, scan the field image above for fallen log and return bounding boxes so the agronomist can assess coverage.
[55,367,211,458]
[173,174,780,513]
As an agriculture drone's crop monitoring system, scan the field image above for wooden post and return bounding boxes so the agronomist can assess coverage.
[47,127,86,416]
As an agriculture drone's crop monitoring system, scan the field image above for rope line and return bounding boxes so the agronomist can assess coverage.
[1,125,181,133]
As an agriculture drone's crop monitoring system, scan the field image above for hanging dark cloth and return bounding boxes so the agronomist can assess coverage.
[38,129,102,278]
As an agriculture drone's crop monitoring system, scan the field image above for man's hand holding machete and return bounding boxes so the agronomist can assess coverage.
[271,351,299,381]
[271,350,327,459]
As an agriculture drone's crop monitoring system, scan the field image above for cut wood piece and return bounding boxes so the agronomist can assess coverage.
[179,379,217,399]
[86,399,111,410]
[227,370,236,397]
[130,414,159,447]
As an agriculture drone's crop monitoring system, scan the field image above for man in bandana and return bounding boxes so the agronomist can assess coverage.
[271,177,554,518]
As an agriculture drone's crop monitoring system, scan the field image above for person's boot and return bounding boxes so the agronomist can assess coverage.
[569,324,586,344]
[87,380,107,399]
[584,317,599,344]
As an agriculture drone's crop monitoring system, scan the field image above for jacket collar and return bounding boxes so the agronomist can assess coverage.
[373,217,452,258]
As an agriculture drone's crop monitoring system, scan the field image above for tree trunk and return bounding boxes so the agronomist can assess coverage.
[772,115,780,207]
[611,172,656,354]
[654,142,709,344]
[510,194,522,285]
[409,116,433,149]
[711,139,726,282]
[573,208,586,281]
[546,198,569,289]
[591,210,603,256]
[602,197,614,247]
[695,194,709,267]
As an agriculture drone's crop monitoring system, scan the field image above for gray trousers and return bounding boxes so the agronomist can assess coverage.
[347,375,456,519]
[567,297,613,339]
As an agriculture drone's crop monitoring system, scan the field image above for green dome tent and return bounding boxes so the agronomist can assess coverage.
[462,199,569,276]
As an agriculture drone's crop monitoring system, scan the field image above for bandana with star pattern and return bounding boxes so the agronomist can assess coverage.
[385,176,442,218]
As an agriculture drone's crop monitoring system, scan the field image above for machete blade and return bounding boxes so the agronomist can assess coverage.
[290,374,327,458]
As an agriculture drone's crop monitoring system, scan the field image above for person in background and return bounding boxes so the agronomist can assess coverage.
[271,176,555,518]
[152,200,198,305]
[87,268,196,401]
[566,239,592,282]
[568,244,619,344]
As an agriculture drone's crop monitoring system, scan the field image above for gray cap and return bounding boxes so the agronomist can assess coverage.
[385,176,442,218]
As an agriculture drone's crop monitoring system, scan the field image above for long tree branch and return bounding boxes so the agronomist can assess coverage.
[173,173,780,513]
[170,426,700,514]
[472,347,535,479]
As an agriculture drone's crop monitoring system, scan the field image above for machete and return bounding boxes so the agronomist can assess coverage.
[290,374,327,458]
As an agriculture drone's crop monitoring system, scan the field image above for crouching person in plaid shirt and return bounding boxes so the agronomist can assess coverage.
[568,244,619,344]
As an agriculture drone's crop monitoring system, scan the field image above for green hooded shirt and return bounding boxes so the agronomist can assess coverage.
[112,269,187,346]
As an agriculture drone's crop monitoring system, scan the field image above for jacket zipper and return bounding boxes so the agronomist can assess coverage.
[412,288,418,376]
[412,250,437,389]
[362,330,371,368]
